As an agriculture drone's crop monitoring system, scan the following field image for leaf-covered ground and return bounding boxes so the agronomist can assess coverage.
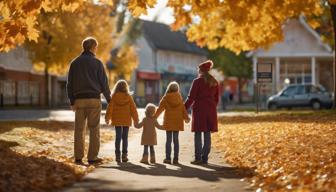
[213,110,336,192]
[0,121,114,192]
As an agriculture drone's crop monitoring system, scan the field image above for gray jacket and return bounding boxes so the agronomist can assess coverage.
[66,51,111,105]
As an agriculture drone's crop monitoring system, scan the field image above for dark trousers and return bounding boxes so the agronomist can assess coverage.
[143,145,155,156]
[194,131,211,162]
[115,126,129,155]
[166,131,179,160]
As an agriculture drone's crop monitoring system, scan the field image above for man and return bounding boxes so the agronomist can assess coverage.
[66,37,111,164]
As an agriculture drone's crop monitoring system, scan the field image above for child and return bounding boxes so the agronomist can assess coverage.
[135,103,163,164]
[154,81,190,164]
[105,80,139,163]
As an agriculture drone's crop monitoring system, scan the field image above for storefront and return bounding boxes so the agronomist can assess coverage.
[135,71,161,107]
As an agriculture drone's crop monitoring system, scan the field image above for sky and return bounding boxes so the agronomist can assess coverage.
[139,0,175,24]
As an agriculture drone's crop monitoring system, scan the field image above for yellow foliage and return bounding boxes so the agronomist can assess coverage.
[25,2,115,75]
[129,0,325,53]
[0,0,114,52]
[213,111,336,191]
[112,45,139,81]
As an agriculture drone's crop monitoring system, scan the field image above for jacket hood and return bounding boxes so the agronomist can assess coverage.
[164,92,183,107]
[112,93,131,106]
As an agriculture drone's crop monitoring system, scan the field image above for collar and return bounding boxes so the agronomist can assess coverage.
[81,51,95,56]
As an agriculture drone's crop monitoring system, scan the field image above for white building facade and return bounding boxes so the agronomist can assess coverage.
[132,21,207,106]
[251,17,334,97]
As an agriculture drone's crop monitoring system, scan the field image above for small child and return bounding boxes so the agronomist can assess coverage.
[154,81,190,164]
[135,103,163,164]
[105,80,139,163]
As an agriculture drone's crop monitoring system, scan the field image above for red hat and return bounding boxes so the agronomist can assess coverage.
[198,60,213,72]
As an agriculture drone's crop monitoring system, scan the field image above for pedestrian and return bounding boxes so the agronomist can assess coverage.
[154,81,190,164]
[185,60,219,165]
[66,37,111,164]
[135,103,163,164]
[105,80,139,163]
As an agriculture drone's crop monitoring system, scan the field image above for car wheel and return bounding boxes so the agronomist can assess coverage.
[311,100,321,110]
[268,103,277,110]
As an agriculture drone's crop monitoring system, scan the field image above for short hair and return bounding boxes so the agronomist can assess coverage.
[82,37,98,51]
[145,103,156,117]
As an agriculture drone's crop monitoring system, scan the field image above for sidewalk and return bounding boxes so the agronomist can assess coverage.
[64,120,251,192]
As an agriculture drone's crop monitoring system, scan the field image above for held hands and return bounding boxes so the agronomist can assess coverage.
[185,117,191,123]
[105,118,111,125]
[70,105,76,112]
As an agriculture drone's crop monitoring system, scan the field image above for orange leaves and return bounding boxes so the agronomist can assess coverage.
[213,111,336,191]
[0,121,114,192]
[129,0,325,53]
[0,0,87,52]
[128,0,157,17]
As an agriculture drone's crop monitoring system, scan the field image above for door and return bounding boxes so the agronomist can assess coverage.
[278,86,297,107]
[145,80,159,104]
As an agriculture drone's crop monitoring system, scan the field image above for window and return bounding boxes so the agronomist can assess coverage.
[283,86,297,96]
[297,85,305,95]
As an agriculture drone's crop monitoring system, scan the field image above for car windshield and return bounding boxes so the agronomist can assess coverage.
[282,86,297,96]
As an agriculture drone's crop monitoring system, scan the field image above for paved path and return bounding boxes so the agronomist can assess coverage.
[63,111,252,192]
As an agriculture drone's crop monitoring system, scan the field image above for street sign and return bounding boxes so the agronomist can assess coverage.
[257,63,272,83]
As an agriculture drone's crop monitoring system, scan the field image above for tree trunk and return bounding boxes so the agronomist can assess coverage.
[331,4,336,108]
[44,66,49,107]
[238,77,243,104]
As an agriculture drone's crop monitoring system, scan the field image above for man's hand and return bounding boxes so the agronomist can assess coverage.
[70,105,76,112]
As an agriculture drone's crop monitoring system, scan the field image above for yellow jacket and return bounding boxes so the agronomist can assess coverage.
[154,92,189,131]
[105,93,139,126]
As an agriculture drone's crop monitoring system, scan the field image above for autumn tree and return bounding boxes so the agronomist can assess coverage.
[23,1,138,105]
[209,48,252,103]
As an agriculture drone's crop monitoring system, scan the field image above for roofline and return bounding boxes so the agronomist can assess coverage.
[247,16,333,58]
[299,15,332,52]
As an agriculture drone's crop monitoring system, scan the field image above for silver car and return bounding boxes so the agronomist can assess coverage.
[267,84,333,110]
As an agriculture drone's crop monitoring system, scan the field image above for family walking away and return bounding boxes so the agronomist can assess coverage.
[66,37,219,165]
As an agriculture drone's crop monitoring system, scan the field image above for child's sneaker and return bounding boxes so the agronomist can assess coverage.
[163,159,171,164]
[173,158,179,164]
[122,153,128,162]
[140,155,149,164]
[150,154,156,164]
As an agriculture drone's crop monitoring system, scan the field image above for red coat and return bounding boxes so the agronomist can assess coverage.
[185,77,219,132]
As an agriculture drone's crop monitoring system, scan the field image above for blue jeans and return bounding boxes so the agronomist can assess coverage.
[143,145,155,155]
[194,131,211,162]
[115,126,129,155]
[166,131,179,160]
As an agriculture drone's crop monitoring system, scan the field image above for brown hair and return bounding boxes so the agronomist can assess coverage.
[112,80,132,95]
[145,103,156,117]
[165,81,179,95]
[82,37,98,52]
[202,71,218,87]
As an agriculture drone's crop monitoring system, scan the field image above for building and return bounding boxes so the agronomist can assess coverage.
[132,20,207,106]
[0,47,67,107]
[251,17,334,97]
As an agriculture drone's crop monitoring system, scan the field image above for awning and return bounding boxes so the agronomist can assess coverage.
[137,71,161,80]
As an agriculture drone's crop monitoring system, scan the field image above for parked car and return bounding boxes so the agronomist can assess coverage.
[267,84,333,110]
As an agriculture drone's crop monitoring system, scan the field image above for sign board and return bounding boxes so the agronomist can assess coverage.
[257,63,272,83]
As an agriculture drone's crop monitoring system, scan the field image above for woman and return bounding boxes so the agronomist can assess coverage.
[185,60,219,164]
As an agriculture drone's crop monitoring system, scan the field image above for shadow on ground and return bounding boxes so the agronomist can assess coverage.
[101,162,254,182]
